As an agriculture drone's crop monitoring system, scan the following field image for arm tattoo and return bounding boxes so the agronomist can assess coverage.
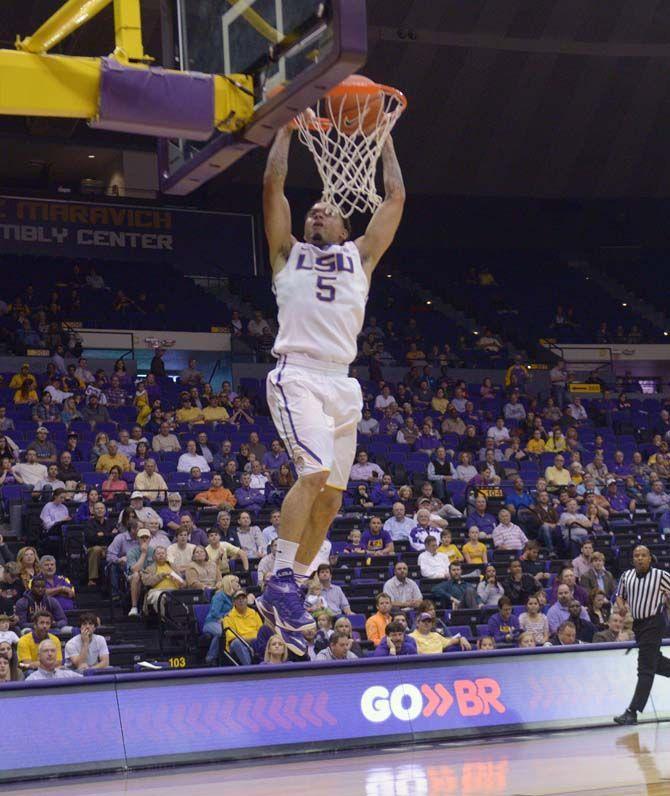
[264,128,293,184]
[381,138,405,200]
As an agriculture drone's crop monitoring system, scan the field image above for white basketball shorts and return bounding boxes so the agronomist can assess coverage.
[267,353,362,490]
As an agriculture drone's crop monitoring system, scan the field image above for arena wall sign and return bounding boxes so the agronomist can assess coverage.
[0,195,256,271]
[2,643,670,782]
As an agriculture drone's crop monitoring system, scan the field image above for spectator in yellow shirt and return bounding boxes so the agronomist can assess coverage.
[430,389,449,416]
[544,427,567,453]
[13,381,38,405]
[9,364,33,391]
[16,610,62,669]
[462,526,488,564]
[202,396,230,424]
[525,430,546,455]
[545,454,571,490]
[133,458,168,502]
[176,397,204,425]
[95,440,131,473]
[140,545,185,610]
[569,462,584,487]
[222,590,262,664]
[437,528,464,562]
[410,612,471,654]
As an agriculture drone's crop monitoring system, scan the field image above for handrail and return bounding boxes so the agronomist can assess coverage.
[77,328,135,359]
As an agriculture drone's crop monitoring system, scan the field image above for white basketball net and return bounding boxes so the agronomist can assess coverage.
[295,86,406,218]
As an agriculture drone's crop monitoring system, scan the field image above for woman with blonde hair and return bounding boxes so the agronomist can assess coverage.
[202,573,253,665]
[333,616,364,658]
[16,546,39,590]
[397,484,415,513]
[90,432,109,468]
[263,634,289,665]
[60,397,83,426]
[185,546,221,591]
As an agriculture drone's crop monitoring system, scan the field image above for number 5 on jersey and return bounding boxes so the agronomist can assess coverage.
[316,275,336,302]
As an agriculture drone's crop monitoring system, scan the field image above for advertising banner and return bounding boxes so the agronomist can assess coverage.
[2,644,670,781]
[0,195,255,272]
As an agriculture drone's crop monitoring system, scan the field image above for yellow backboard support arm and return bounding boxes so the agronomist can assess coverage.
[0,48,254,133]
[113,0,148,63]
[17,0,113,54]
[4,0,254,133]
[0,50,100,118]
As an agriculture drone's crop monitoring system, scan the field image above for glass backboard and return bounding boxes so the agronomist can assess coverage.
[178,0,333,107]
[159,0,367,195]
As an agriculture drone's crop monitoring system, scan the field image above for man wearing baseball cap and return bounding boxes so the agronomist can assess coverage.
[409,612,472,654]
[222,589,262,665]
[125,528,153,617]
[129,491,163,528]
[29,426,57,464]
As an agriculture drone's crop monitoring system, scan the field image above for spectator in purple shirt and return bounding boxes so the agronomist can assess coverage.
[604,479,635,515]
[234,472,266,515]
[549,566,589,606]
[361,517,395,556]
[39,556,75,612]
[373,621,419,657]
[414,423,440,455]
[463,402,482,430]
[179,513,208,547]
[610,450,630,479]
[15,576,67,629]
[159,492,187,536]
[487,596,520,644]
[466,495,497,538]
[212,440,236,473]
[378,407,400,437]
[262,439,289,473]
[371,474,399,507]
[409,508,442,552]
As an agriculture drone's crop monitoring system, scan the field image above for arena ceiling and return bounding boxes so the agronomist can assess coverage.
[4,0,670,198]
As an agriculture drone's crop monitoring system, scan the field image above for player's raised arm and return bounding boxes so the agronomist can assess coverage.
[263,126,298,272]
[356,135,405,277]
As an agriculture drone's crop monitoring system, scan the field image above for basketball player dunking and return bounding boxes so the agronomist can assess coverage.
[256,120,405,654]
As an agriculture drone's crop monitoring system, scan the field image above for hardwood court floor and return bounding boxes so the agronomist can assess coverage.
[4,722,670,796]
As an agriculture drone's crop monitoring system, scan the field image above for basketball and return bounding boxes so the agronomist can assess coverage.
[327,74,384,136]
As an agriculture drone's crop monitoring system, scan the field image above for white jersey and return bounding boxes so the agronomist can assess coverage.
[272,241,369,365]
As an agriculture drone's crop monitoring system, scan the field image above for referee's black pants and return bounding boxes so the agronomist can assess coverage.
[629,613,670,713]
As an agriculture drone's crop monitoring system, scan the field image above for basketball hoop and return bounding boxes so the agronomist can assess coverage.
[294,75,407,218]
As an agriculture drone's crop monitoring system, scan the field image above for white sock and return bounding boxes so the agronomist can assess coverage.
[273,538,299,575]
[293,561,312,580]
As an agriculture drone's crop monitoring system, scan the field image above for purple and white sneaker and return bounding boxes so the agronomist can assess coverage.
[277,625,308,657]
[256,568,315,632]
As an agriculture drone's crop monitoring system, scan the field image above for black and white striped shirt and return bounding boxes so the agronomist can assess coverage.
[617,567,670,620]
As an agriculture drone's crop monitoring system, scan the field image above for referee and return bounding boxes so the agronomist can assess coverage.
[614,545,670,725]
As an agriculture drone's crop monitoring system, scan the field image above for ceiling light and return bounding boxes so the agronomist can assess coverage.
[622,302,627,307]
[88,154,96,159]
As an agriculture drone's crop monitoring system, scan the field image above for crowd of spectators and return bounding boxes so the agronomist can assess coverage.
[0,343,666,679]
[0,259,264,355]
